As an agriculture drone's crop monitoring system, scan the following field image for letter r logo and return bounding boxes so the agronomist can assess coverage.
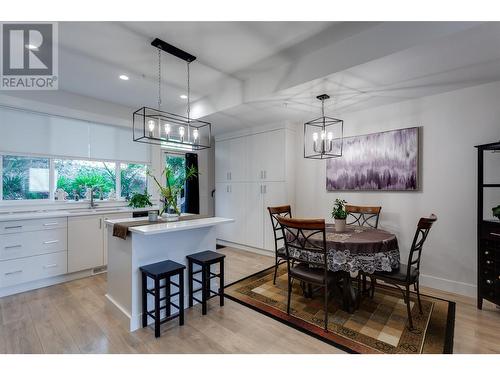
[2,23,53,76]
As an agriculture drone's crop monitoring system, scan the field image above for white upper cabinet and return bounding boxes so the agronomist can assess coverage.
[246,129,285,182]
[215,137,247,182]
[215,139,230,182]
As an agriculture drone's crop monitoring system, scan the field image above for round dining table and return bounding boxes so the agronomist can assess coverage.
[286,223,400,312]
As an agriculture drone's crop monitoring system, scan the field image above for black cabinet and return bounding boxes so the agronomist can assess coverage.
[476,141,500,309]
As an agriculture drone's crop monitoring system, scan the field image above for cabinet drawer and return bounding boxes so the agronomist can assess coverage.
[0,251,67,288]
[0,228,67,260]
[0,217,67,234]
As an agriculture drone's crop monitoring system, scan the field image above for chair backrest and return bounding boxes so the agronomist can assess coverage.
[267,205,292,252]
[276,216,328,271]
[406,214,437,279]
[346,204,382,228]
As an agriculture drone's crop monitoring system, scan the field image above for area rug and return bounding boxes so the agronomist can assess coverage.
[225,265,455,354]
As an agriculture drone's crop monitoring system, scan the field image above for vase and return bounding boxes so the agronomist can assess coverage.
[335,218,346,232]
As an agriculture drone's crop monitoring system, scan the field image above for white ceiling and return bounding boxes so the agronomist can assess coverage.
[5,21,500,135]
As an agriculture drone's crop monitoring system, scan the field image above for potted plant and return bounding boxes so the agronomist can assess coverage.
[493,205,500,221]
[147,164,197,221]
[128,191,153,209]
[332,198,348,232]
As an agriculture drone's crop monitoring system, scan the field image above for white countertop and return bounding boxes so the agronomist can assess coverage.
[0,206,159,222]
[105,216,234,235]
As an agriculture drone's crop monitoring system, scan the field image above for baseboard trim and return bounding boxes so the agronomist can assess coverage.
[0,268,97,298]
[419,273,476,298]
[216,239,274,257]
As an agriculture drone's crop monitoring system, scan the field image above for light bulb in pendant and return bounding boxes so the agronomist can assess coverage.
[179,126,185,142]
[193,128,199,140]
[164,123,171,138]
[327,132,333,141]
[312,132,318,142]
[148,120,155,132]
[320,131,326,140]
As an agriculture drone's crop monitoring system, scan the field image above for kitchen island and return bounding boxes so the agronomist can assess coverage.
[104,216,233,332]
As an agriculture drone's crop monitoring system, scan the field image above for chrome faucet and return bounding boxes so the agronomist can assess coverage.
[89,187,99,209]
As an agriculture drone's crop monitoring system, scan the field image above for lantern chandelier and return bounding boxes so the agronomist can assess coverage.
[133,38,211,150]
[303,94,343,159]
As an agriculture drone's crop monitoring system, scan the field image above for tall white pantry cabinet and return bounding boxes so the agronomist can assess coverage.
[215,127,296,252]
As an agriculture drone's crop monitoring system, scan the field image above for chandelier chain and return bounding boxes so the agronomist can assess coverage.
[157,48,162,110]
[187,62,191,122]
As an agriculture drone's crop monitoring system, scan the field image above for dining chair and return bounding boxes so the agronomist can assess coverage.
[267,205,292,284]
[364,214,437,330]
[346,205,382,295]
[346,204,382,228]
[277,216,336,332]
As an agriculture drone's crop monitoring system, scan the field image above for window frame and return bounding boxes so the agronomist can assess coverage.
[0,151,150,206]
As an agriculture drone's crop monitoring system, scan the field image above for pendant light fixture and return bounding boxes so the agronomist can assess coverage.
[303,94,343,159]
[133,38,211,150]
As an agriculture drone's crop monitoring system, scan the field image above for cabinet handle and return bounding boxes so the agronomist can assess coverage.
[99,218,102,229]
[43,264,58,269]
[264,185,267,194]
[4,225,22,230]
[485,251,490,255]
[260,170,263,179]
[260,185,263,194]
[486,279,493,285]
[43,240,59,245]
[264,170,267,179]
[486,260,493,265]
[490,232,500,237]
[5,270,22,276]
[44,222,59,227]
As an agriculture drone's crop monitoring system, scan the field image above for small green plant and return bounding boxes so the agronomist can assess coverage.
[493,205,500,220]
[128,191,153,209]
[331,198,347,220]
[147,165,197,216]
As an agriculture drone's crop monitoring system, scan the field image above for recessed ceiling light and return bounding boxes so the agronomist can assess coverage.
[26,44,38,50]
[119,75,129,81]
[180,94,188,99]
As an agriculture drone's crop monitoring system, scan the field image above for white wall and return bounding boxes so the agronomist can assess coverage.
[294,81,500,297]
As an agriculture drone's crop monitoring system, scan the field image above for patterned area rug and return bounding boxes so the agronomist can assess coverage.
[225,265,455,354]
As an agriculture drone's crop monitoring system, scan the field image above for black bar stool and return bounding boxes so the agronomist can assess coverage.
[140,260,185,338]
[187,250,225,315]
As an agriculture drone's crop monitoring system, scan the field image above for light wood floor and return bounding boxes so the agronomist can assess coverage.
[0,247,499,354]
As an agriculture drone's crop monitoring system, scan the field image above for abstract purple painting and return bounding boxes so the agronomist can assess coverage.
[326,127,419,191]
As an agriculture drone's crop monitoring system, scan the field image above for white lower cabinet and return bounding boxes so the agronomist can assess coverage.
[215,183,246,243]
[0,251,67,288]
[68,212,132,273]
[68,215,104,273]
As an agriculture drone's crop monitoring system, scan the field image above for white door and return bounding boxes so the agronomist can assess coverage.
[215,140,230,182]
[245,182,264,249]
[228,137,247,182]
[102,212,132,266]
[262,129,285,182]
[68,215,104,273]
[263,182,288,251]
